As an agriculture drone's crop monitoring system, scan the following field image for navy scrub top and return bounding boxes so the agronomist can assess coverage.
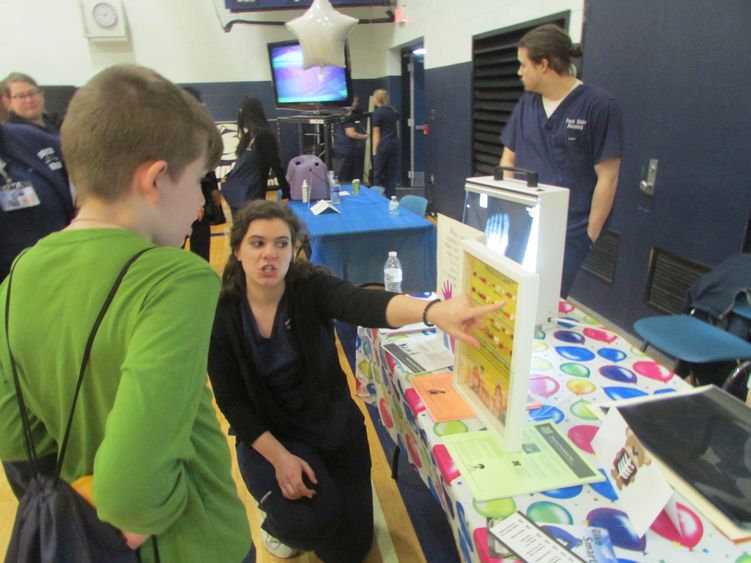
[501,83,624,237]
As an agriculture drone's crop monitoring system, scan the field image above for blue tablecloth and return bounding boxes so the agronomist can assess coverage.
[288,186,436,291]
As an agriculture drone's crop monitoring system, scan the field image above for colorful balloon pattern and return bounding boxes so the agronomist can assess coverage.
[403,388,426,416]
[587,507,646,551]
[567,379,596,395]
[432,444,460,484]
[528,405,565,423]
[556,346,596,361]
[570,399,599,420]
[560,362,591,377]
[650,503,704,548]
[554,330,585,344]
[599,365,637,383]
[529,375,560,397]
[473,497,516,519]
[589,469,618,501]
[583,327,617,343]
[567,425,599,454]
[527,501,573,525]
[633,360,674,382]
[598,347,627,362]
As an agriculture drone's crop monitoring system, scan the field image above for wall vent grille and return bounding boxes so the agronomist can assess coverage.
[581,230,619,284]
[645,248,711,314]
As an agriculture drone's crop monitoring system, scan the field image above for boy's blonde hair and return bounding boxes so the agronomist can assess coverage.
[61,65,222,201]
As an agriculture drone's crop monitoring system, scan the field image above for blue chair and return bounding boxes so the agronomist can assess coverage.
[634,295,751,385]
[399,194,428,216]
[370,185,385,197]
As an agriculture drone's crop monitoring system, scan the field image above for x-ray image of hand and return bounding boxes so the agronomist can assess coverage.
[485,213,510,256]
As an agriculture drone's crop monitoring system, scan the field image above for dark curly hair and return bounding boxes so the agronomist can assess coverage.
[220,200,311,300]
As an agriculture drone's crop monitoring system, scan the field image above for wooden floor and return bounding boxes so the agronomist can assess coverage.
[0,215,426,562]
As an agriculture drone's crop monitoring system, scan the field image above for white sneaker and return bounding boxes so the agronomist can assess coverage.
[261,528,302,559]
[258,509,301,559]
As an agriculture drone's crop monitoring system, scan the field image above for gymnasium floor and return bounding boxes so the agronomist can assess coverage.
[0,217,458,563]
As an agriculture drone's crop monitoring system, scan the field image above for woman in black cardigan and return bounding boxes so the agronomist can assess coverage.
[221,97,291,218]
[208,200,501,561]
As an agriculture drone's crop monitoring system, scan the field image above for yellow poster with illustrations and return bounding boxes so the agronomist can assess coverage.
[455,239,538,452]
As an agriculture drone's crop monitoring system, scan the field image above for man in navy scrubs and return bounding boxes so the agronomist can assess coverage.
[500,24,623,298]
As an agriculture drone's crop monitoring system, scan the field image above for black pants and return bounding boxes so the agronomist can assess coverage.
[189,218,210,262]
[373,144,398,198]
[236,428,373,563]
[561,232,593,298]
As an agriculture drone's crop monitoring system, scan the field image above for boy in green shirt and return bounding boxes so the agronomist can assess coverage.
[0,65,252,562]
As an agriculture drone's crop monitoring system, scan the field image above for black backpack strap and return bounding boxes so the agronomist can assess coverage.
[3,247,154,478]
[4,249,39,473]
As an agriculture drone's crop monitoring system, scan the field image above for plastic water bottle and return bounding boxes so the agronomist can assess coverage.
[330,174,341,205]
[301,179,310,204]
[389,196,399,215]
[384,251,403,293]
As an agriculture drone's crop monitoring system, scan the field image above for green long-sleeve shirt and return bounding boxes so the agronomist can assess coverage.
[0,229,250,562]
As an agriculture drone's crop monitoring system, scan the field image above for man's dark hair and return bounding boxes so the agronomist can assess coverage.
[519,24,583,75]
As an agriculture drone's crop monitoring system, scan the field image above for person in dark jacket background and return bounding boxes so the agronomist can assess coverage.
[2,72,60,135]
[222,97,290,218]
[0,122,73,280]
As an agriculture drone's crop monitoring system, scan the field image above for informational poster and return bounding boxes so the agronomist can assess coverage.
[435,213,483,301]
[454,239,538,452]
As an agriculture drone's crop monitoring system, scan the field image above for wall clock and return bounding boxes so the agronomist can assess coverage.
[92,2,119,28]
[80,0,128,40]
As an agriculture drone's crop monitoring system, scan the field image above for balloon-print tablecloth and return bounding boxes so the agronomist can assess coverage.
[354,301,750,562]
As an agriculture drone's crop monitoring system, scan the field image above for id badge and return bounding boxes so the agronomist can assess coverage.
[0,181,41,211]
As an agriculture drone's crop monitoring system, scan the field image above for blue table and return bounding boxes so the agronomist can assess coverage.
[288,186,436,292]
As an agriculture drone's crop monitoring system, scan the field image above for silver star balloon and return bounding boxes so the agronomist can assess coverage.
[286,0,358,69]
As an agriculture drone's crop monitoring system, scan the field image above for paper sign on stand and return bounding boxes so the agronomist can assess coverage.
[310,200,341,215]
[595,386,751,543]
[436,213,483,301]
[591,408,673,538]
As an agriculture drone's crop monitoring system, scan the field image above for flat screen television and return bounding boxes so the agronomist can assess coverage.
[462,176,569,327]
[267,40,353,110]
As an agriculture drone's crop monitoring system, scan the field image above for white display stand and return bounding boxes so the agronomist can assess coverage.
[462,176,568,328]
[453,239,539,452]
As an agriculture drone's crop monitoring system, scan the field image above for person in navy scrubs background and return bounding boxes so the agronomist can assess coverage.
[500,24,623,297]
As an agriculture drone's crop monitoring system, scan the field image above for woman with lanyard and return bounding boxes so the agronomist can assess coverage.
[208,199,502,561]
[0,122,74,281]
[222,97,290,219]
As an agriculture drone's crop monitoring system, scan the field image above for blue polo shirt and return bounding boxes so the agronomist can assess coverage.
[501,83,623,237]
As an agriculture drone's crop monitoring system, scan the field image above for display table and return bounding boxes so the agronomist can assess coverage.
[355,301,747,562]
[288,186,436,291]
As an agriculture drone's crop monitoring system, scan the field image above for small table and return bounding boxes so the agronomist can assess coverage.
[288,186,436,291]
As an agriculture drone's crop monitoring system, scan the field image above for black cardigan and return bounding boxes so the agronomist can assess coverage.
[208,269,395,447]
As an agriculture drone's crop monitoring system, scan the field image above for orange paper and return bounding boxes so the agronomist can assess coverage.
[412,371,476,422]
